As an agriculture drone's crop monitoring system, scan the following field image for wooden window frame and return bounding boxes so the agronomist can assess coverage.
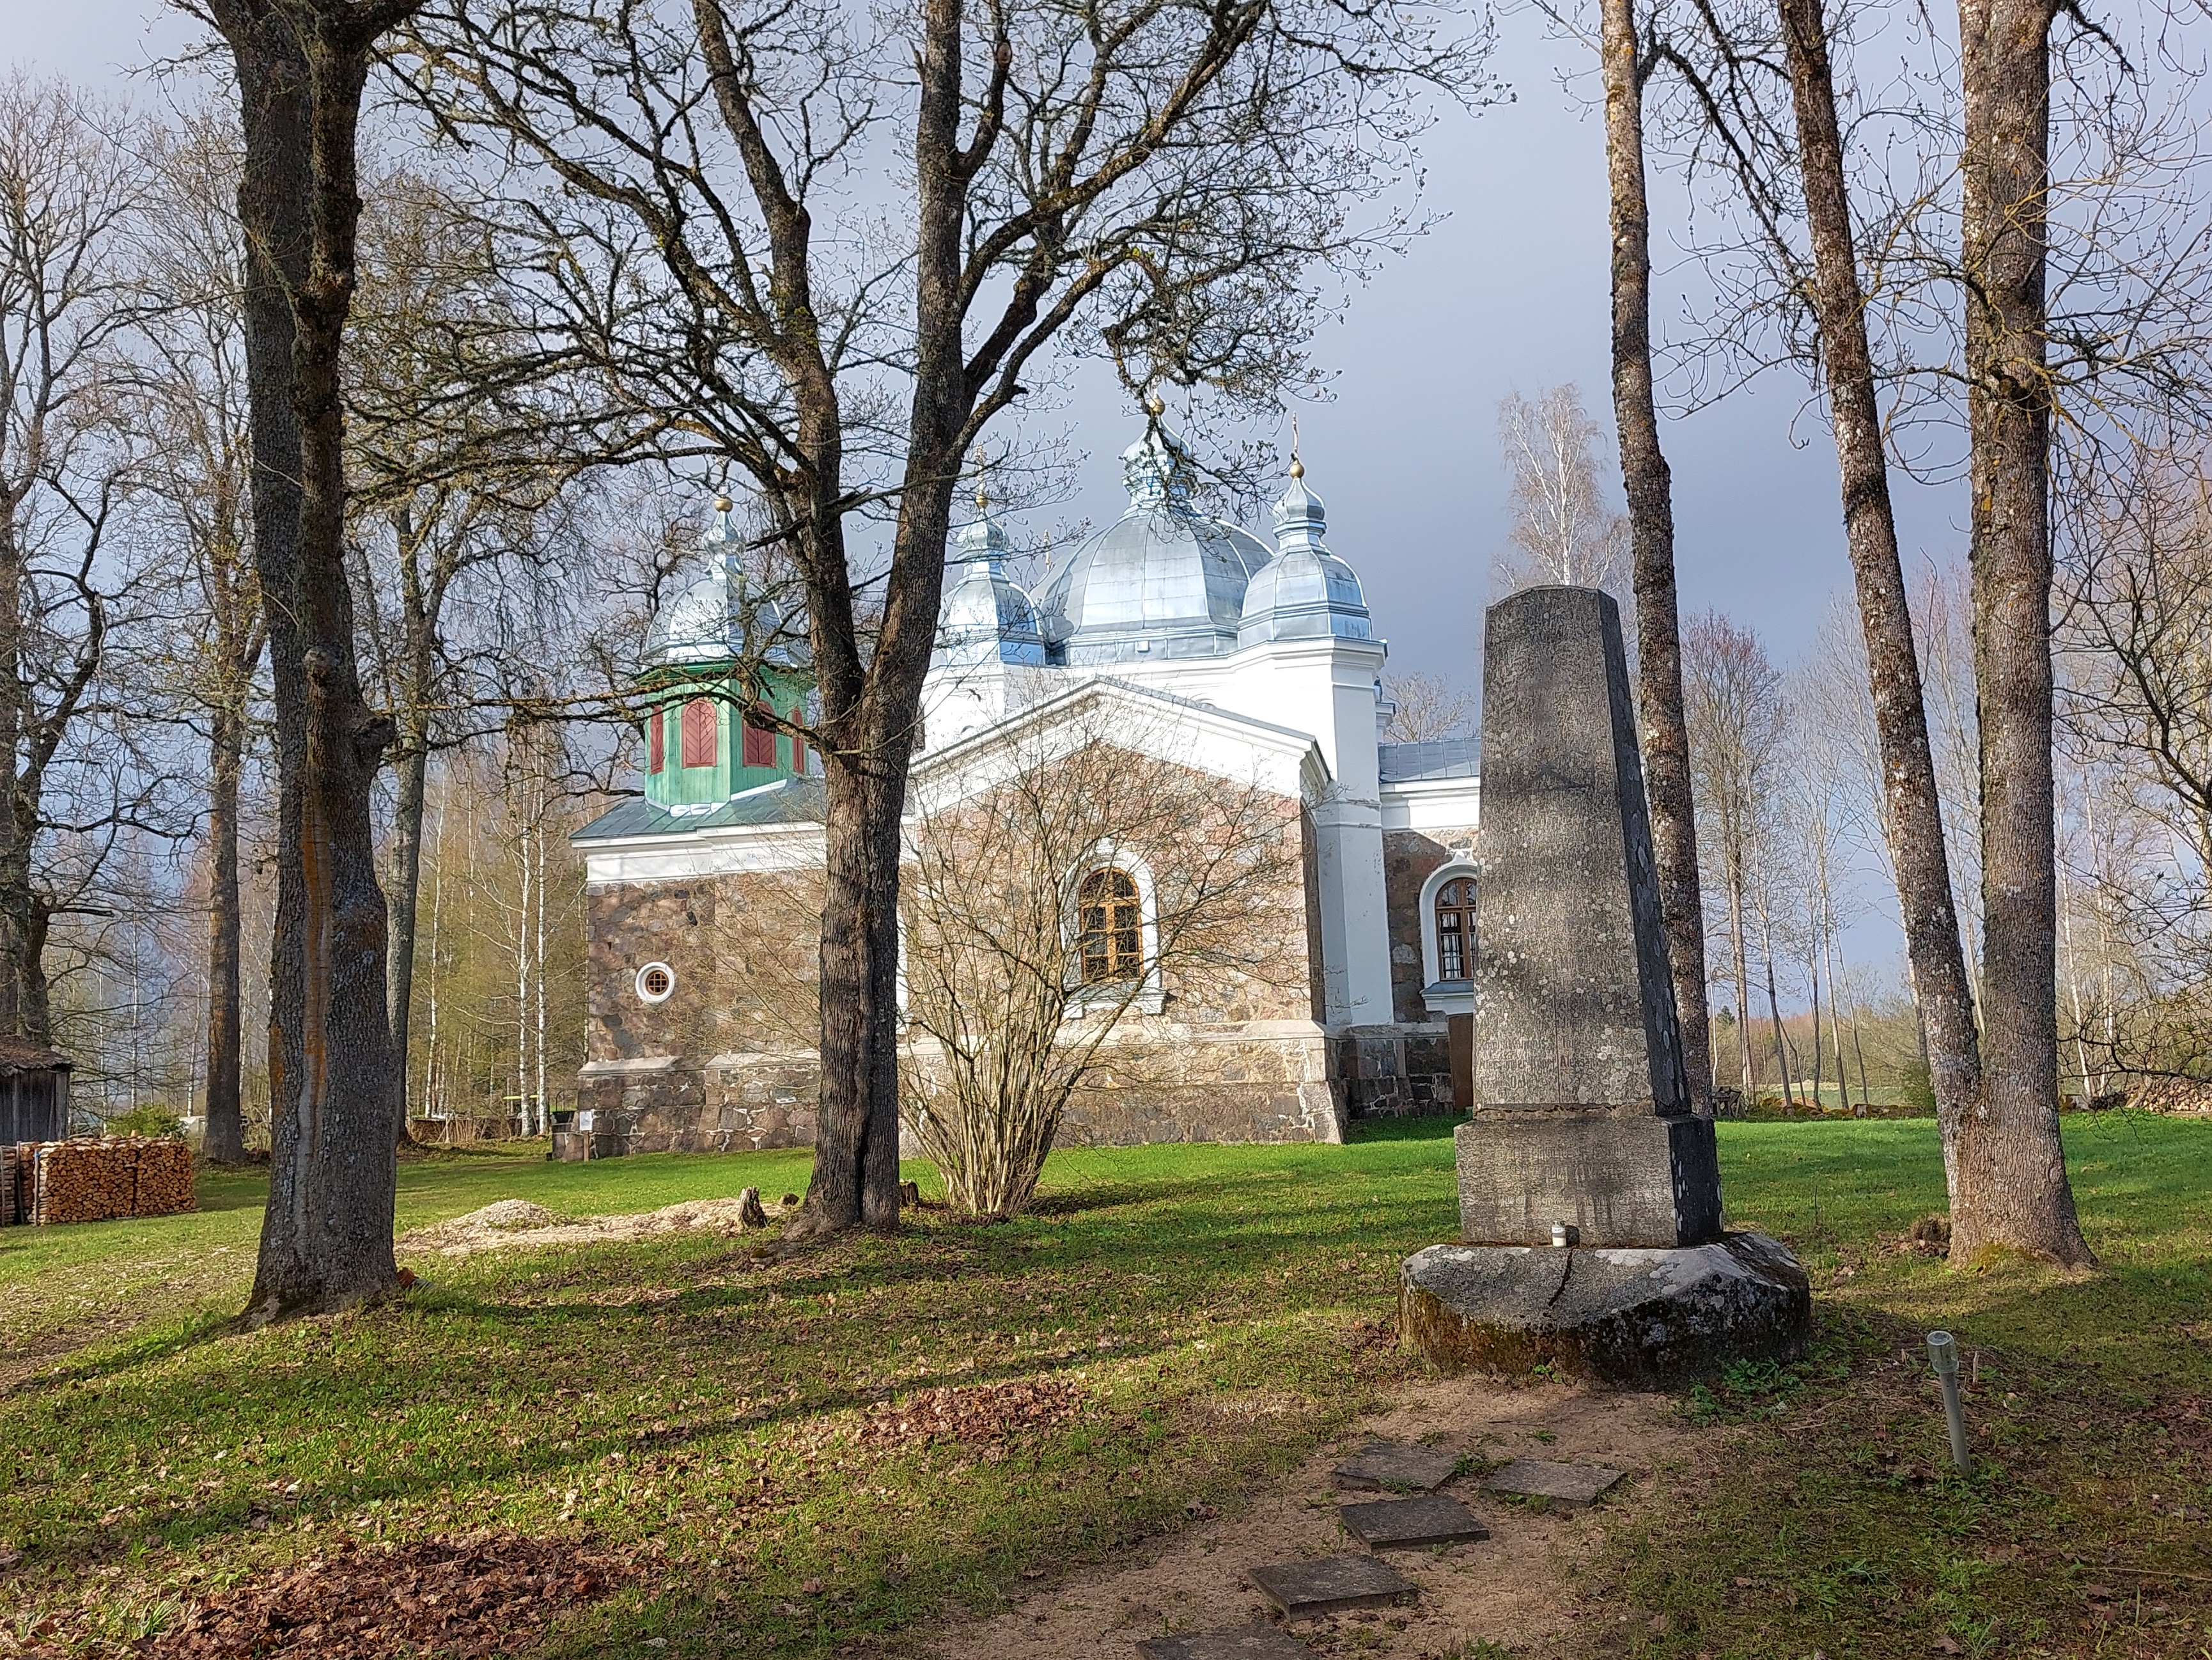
[1077,866,1144,985]
[1435,877,1474,981]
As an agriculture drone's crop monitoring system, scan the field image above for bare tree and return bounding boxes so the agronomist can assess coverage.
[403,0,1492,1234]
[343,171,599,1122]
[900,710,1302,1218]
[195,0,428,1320]
[1683,611,1788,1100]
[0,79,147,1049]
[1494,385,1629,597]
[1762,0,1991,1194]
[127,112,266,1166]
[2059,439,2212,1083]
[1382,671,1473,743]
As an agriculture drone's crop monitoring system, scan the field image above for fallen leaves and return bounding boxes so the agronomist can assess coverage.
[144,1533,629,1659]
[855,1377,1086,1452]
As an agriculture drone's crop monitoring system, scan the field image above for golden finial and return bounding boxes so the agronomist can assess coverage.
[1289,416,1304,480]
[1144,391,1165,418]
[974,480,989,513]
[713,494,733,512]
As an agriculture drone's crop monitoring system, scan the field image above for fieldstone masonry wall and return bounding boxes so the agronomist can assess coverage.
[575,758,1387,1154]
[1382,827,1476,1025]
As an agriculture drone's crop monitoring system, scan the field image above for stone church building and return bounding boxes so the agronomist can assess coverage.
[570,412,1481,1154]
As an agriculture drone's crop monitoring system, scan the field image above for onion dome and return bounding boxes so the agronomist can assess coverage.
[1236,455,1373,648]
[937,488,1047,667]
[644,497,800,669]
[1032,402,1272,665]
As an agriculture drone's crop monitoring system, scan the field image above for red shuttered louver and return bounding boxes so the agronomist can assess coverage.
[680,698,718,767]
[742,699,778,769]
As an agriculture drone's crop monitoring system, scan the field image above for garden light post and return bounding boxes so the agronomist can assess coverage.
[1928,1330,1970,1473]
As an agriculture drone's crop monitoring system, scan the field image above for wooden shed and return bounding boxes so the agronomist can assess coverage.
[0,1038,72,1147]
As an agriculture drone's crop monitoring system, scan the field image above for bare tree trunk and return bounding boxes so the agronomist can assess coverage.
[797,0,972,1233]
[1952,0,2092,1263]
[1806,923,1825,1111]
[383,508,440,1143]
[811,746,910,1230]
[387,740,426,1143]
[216,0,408,1320]
[533,769,546,1134]
[1777,0,1987,1187]
[1754,866,1795,1108]
[1725,844,1754,1097]
[1602,0,1712,1112]
[1821,888,1851,1113]
[423,798,444,1116]
[203,698,249,1164]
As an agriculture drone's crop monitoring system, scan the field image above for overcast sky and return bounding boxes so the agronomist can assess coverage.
[12,0,1974,697]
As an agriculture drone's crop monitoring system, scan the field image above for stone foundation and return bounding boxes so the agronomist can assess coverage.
[575,1051,818,1155]
[570,1022,1360,1155]
[1333,1026,1456,1118]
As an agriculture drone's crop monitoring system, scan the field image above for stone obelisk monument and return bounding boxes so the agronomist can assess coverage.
[1401,587,1809,1384]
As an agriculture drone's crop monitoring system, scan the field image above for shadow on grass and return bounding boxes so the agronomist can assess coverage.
[1346,1113,1464,1143]
[6,1303,245,1402]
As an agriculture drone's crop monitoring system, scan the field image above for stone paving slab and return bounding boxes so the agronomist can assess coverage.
[1247,1554,1418,1620]
[1337,1493,1492,1549]
[1330,1438,1462,1492]
[1135,1629,1316,1659]
[1481,1458,1625,1508]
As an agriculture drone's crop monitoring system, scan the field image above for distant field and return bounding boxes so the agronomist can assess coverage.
[1,1114,2205,1657]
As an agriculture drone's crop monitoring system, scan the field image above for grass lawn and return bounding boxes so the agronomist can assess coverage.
[1,1114,2208,1658]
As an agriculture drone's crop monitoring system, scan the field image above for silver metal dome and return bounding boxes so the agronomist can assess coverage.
[937,498,1047,666]
[1034,417,1271,666]
[1237,464,1372,647]
[644,500,800,669]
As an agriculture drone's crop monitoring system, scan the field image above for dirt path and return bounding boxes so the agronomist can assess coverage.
[944,1375,1710,1659]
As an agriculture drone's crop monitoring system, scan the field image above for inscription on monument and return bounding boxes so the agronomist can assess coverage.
[1455,586,1722,1248]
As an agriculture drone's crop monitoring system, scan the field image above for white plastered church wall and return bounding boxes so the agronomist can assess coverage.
[918,422,1402,1036]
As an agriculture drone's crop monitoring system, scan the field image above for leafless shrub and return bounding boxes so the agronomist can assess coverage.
[898,709,1304,1219]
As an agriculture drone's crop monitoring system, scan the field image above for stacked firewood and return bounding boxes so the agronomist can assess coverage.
[132,1139,196,1217]
[0,1136,197,1225]
[1,1144,17,1226]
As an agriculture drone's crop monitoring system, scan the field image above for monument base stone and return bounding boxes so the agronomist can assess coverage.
[1399,1232,1811,1386]
[1454,1112,1722,1248]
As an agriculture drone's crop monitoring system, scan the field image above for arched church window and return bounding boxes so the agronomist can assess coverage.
[680,698,718,768]
[647,707,664,774]
[742,697,778,769]
[1435,877,1474,980]
[1077,868,1142,984]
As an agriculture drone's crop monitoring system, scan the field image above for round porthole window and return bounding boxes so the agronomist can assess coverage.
[635,962,676,1004]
